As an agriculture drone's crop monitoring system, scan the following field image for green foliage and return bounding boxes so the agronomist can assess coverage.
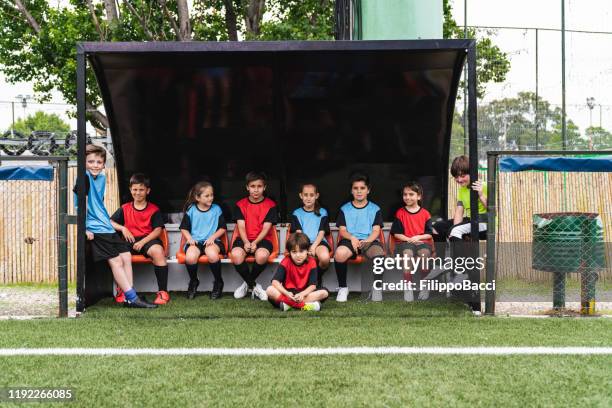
[9,110,71,135]
[478,92,586,152]
[443,0,510,97]
[0,0,509,132]
[586,126,612,150]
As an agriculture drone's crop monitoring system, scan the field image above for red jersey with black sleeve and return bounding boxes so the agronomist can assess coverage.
[111,202,164,238]
[233,197,278,242]
[272,256,318,291]
[390,207,434,247]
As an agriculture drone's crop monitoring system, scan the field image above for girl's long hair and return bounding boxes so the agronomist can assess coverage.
[301,183,322,216]
[183,181,213,213]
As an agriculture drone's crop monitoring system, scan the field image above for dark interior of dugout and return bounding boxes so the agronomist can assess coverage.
[75,40,479,311]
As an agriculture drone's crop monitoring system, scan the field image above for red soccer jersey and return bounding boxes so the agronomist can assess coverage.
[273,256,318,291]
[111,202,164,238]
[390,207,434,247]
[234,197,278,242]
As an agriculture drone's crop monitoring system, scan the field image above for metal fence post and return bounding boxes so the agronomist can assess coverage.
[57,158,68,317]
[485,153,497,315]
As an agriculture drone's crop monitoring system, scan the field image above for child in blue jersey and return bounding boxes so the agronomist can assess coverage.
[289,183,331,287]
[73,144,156,308]
[334,173,385,302]
[180,181,227,300]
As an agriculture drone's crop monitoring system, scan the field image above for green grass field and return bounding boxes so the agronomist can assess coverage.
[1,294,611,407]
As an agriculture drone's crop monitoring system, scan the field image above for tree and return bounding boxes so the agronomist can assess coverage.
[585,126,612,150]
[9,110,71,135]
[443,0,510,98]
[476,91,587,158]
[1,0,508,133]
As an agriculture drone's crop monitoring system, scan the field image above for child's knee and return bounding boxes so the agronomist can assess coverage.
[254,249,269,263]
[230,249,244,263]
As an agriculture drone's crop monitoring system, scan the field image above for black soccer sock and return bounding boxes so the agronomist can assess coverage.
[317,266,328,288]
[250,262,267,282]
[186,263,199,282]
[209,261,223,283]
[154,265,168,292]
[234,262,254,287]
[335,262,348,287]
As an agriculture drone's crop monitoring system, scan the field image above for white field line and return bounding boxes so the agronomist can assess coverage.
[0,347,612,356]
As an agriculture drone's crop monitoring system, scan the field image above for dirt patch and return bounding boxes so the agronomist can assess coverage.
[0,286,74,318]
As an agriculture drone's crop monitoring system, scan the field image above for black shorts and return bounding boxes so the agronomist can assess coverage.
[232,237,273,253]
[130,237,164,258]
[183,239,227,255]
[90,233,131,263]
[337,239,383,259]
[316,240,332,252]
[394,241,432,255]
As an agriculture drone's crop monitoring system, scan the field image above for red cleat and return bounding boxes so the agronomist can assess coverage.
[153,290,170,305]
[114,287,125,303]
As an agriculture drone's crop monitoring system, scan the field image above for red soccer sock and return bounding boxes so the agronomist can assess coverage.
[279,294,305,309]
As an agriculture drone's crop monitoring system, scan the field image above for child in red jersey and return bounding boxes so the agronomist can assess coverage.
[110,173,169,305]
[266,232,329,311]
[230,171,278,301]
[390,182,433,302]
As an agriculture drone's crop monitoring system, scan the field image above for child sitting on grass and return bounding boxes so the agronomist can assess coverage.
[266,233,329,311]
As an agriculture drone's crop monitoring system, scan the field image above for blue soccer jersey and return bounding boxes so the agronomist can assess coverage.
[290,207,330,244]
[179,203,226,242]
[73,171,115,234]
[336,201,383,240]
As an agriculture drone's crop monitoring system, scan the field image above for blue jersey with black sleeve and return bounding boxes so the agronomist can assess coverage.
[336,201,383,240]
[73,171,115,234]
[290,207,329,244]
[179,203,226,243]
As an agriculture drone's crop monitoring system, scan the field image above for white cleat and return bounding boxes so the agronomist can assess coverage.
[336,287,349,302]
[404,288,414,302]
[371,288,383,302]
[252,283,268,301]
[233,281,248,299]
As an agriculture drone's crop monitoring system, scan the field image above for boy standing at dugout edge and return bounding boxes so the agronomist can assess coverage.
[74,144,156,308]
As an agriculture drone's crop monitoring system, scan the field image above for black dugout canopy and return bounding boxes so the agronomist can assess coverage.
[75,40,479,310]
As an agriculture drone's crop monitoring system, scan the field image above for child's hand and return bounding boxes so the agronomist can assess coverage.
[405,236,418,244]
[187,238,196,246]
[308,244,317,256]
[244,241,254,253]
[294,293,305,302]
[86,231,94,241]
[359,239,372,249]
[121,227,135,243]
[472,180,484,196]
[350,237,360,252]
[204,237,215,247]
[132,240,144,252]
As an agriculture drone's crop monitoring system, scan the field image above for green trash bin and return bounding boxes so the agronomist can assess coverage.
[532,213,606,312]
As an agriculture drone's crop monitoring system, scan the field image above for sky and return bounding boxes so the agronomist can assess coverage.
[1,0,611,135]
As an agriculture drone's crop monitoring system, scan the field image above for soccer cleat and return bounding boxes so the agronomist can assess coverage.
[114,287,125,303]
[251,283,268,301]
[279,302,291,312]
[302,301,321,311]
[234,281,249,299]
[336,287,349,302]
[187,279,199,300]
[210,281,224,300]
[124,297,157,309]
[153,290,170,305]
[404,288,414,302]
[371,287,383,302]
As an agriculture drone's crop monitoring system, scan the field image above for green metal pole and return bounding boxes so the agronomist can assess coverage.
[552,272,566,310]
[561,0,567,150]
[485,153,497,315]
[463,0,468,155]
[57,159,68,317]
[535,28,539,150]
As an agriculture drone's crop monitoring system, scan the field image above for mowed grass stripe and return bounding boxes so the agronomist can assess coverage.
[1,347,612,356]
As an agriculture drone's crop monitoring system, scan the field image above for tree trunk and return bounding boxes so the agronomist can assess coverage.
[14,0,41,34]
[245,0,265,37]
[223,0,238,41]
[176,0,191,41]
[103,0,118,24]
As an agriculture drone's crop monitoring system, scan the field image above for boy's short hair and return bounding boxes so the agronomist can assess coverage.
[129,173,151,188]
[450,155,470,178]
[350,172,370,188]
[245,171,267,186]
[86,144,106,163]
[286,232,310,252]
